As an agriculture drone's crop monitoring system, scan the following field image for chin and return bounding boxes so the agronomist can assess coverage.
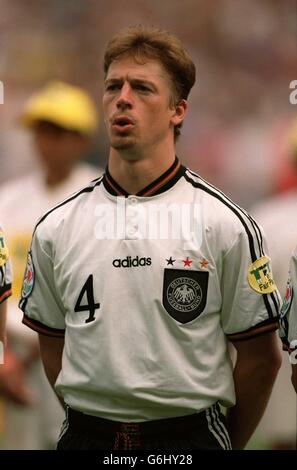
[111,138,136,151]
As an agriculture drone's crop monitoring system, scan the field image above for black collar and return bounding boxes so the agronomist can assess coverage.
[103,156,186,197]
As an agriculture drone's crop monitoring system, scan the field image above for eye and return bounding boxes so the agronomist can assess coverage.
[105,83,120,92]
[135,84,150,92]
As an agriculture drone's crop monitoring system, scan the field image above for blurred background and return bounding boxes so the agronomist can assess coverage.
[1,0,297,204]
[0,0,296,450]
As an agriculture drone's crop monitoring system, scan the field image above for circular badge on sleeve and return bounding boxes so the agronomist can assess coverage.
[21,252,35,299]
[0,230,9,267]
[247,256,277,294]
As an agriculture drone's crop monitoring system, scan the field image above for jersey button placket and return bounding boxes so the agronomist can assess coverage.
[128,196,138,206]
[127,227,137,237]
[126,197,139,239]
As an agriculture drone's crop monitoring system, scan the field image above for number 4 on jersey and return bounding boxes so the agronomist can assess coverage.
[74,274,100,323]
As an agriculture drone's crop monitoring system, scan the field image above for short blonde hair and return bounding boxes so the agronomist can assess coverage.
[104,25,196,140]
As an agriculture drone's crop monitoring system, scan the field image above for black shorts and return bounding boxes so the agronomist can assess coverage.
[57,403,232,450]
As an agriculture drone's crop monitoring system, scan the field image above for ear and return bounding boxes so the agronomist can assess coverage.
[170,99,188,126]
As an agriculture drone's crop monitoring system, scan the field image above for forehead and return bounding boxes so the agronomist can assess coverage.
[106,55,170,84]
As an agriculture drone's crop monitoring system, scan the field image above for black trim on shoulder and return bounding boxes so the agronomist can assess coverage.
[280,313,290,344]
[183,169,280,320]
[263,291,279,319]
[183,171,258,261]
[186,168,266,254]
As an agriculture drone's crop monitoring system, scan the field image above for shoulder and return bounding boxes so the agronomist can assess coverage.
[182,168,265,259]
[183,167,242,214]
[182,167,261,236]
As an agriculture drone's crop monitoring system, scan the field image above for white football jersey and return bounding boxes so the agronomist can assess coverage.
[280,245,297,351]
[20,158,280,422]
[0,225,12,304]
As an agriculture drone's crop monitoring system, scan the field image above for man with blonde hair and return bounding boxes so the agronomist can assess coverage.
[21,26,281,450]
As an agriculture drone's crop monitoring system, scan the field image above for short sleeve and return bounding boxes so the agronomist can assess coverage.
[0,225,12,304]
[279,251,297,351]
[19,227,65,337]
[221,228,280,342]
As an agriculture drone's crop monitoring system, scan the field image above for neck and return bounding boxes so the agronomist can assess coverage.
[108,141,176,194]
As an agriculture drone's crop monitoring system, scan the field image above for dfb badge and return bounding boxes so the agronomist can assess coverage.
[163,269,208,323]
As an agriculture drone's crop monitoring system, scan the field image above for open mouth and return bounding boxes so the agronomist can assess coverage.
[112,116,135,132]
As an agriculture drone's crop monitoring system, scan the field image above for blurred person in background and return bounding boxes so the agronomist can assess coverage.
[0,225,12,347]
[279,244,297,394]
[251,118,297,449]
[0,226,27,420]
[0,81,102,449]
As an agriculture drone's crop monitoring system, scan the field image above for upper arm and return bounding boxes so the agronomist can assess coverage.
[19,228,66,337]
[39,334,65,388]
[232,331,282,370]
[221,227,280,341]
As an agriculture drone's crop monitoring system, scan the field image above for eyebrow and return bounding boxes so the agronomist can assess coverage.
[105,77,157,90]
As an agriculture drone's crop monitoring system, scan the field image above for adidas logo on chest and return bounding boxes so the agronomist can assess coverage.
[112,256,152,268]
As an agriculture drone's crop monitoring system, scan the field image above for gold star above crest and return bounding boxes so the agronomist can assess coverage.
[199,258,209,269]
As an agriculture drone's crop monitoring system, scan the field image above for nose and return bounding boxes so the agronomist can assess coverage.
[116,82,133,110]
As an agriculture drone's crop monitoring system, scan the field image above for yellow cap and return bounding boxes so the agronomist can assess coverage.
[20,81,98,135]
